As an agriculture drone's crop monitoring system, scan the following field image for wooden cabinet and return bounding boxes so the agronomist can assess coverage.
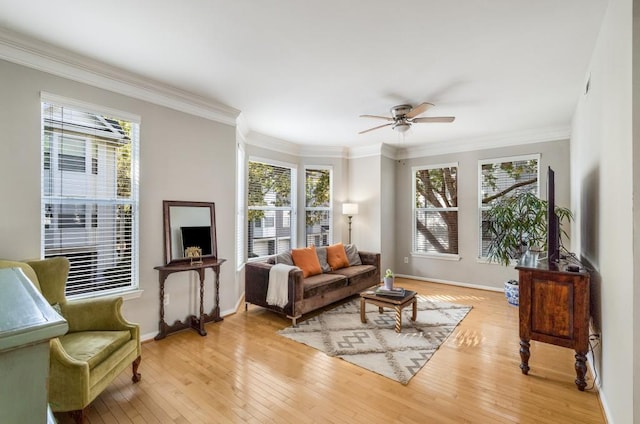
[516,254,590,390]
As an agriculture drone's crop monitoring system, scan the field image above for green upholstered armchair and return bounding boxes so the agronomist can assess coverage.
[0,257,141,424]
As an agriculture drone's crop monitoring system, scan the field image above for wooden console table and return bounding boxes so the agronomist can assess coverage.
[154,258,226,340]
[516,253,590,390]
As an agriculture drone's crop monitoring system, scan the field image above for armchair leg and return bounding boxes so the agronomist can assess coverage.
[132,355,142,383]
[70,409,86,424]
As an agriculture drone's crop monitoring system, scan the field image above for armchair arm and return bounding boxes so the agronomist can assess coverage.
[48,337,91,410]
[61,297,138,337]
[245,261,304,315]
[358,251,381,268]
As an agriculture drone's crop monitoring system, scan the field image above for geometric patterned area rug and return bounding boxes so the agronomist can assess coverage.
[278,294,472,384]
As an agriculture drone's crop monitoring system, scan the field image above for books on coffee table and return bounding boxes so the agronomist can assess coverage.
[374,286,406,297]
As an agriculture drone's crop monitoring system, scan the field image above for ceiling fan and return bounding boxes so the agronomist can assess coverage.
[359,102,455,134]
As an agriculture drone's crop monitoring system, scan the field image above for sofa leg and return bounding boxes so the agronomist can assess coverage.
[132,355,142,383]
[287,315,302,327]
[245,302,249,311]
[70,409,85,424]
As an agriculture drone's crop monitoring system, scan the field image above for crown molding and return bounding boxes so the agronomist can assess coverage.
[347,143,382,159]
[395,126,571,160]
[244,131,301,156]
[299,144,349,158]
[245,131,392,160]
[380,143,398,160]
[0,28,240,125]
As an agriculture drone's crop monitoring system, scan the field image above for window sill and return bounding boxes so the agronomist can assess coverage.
[476,257,517,266]
[69,288,143,302]
[411,252,461,261]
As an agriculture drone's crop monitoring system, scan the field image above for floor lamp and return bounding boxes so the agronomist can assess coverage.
[342,203,359,244]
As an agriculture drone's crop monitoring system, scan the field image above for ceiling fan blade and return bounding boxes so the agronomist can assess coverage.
[358,123,393,134]
[412,116,456,123]
[359,114,394,121]
[406,102,434,119]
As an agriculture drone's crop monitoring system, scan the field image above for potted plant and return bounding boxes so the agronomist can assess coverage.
[485,191,572,304]
[383,268,395,290]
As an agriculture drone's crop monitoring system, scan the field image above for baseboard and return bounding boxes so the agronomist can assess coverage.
[141,299,244,342]
[395,274,504,293]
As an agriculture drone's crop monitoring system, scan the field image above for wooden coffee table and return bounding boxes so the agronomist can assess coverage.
[360,289,417,333]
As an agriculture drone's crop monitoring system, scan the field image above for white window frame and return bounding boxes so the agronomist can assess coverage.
[477,154,540,261]
[412,162,459,260]
[304,165,333,247]
[247,157,297,262]
[41,93,140,299]
[235,141,246,270]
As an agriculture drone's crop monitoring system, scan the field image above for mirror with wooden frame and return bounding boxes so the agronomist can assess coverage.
[163,200,217,265]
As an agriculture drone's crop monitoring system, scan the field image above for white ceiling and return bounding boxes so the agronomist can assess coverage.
[0,1,607,149]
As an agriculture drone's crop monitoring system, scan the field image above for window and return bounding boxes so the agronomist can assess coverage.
[413,164,458,256]
[305,167,332,247]
[41,96,140,297]
[247,159,296,259]
[479,155,539,258]
[58,137,86,172]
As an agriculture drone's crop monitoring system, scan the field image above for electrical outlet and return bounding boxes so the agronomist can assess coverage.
[164,294,170,306]
[404,257,409,264]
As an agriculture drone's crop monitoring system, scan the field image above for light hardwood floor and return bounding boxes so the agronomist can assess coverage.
[54,278,606,424]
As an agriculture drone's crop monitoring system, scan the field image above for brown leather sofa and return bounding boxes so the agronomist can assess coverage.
[245,250,380,325]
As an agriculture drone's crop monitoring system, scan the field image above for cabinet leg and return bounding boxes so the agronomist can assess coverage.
[575,351,587,391]
[519,339,530,375]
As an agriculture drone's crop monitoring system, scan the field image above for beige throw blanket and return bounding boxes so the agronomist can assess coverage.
[267,264,298,308]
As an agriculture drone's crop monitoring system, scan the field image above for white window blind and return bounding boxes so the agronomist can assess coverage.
[479,155,539,257]
[305,167,332,247]
[413,164,458,255]
[247,159,296,259]
[41,96,140,297]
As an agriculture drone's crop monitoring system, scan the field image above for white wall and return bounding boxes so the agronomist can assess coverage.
[0,59,237,338]
[348,155,382,254]
[394,140,570,289]
[380,155,396,275]
[570,0,636,421]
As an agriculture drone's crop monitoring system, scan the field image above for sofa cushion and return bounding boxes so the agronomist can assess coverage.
[344,244,363,266]
[60,330,131,369]
[303,273,348,298]
[268,251,294,266]
[329,264,377,285]
[291,246,322,278]
[326,243,350,270]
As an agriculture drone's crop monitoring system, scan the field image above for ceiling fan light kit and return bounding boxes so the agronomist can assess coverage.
[392,121,411,133]
[359,102,455,135]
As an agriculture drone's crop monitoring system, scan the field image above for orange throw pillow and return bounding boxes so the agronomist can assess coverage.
[291,245,322,278]
[326,243,350,270]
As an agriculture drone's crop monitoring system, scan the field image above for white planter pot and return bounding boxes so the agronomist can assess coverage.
[383,277,394,290]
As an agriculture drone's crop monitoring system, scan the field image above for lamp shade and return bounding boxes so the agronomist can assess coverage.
[342,203,359,216]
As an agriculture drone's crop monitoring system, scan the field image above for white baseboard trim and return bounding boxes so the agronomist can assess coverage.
[395,274,504,293]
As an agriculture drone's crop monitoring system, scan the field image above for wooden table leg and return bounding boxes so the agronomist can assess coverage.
[575,351,587,391]
[360,297,366,323]
[195,269,207,336]
[411,297,417,321]
[155,275,168,340]
[394,306,402,333]
[520,339,530,375]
